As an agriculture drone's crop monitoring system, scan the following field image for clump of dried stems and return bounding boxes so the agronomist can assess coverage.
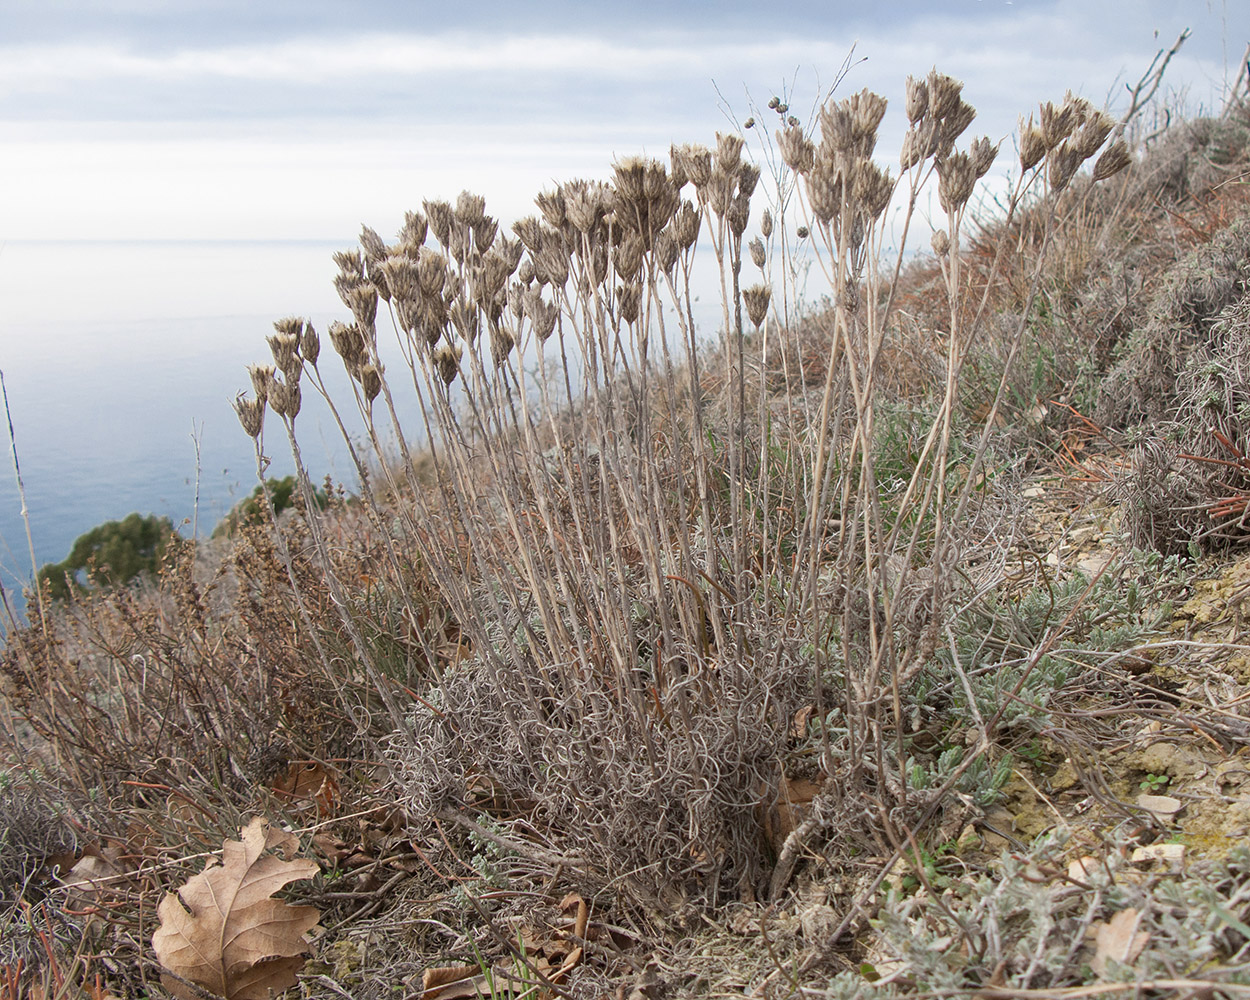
[227,73,1131,909]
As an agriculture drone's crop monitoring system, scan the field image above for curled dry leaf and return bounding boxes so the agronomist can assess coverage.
[152,816,320,1000]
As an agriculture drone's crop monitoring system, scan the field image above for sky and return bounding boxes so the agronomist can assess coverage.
[0,0,1245,246]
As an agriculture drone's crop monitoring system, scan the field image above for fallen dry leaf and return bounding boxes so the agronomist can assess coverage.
[152,816,320,1000]
[1091,907,1150,977]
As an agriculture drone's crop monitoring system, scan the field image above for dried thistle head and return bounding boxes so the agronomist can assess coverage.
[1092,138,1132,181]
[1047,140,1084,192]
[671,143,713,189]
[267,332,300,372]
[1039,99,1077,150]
[937,151,977,214]
[489,323,515,366]
[673,201,701,251]
[806,159,842,224]
[849,88,888,146]
[931,229,950,256]
[524,289,559,342]
[233,393,265,438]
[613,157,679,238]
[615,282,641,324]
[328,320,368,368]
[938,100,977,157]
[345,282,379,330]
[654,229,678,273]
[760,209,773,239]
[535,187,567,229]
[727,192,751,238]
[743,283,771,328]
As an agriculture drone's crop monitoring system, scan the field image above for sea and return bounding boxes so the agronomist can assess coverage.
[0,239,407,622]
[0,237,733,625]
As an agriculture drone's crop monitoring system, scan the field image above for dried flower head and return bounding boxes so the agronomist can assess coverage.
[1073,109,1115,160]
[796,225,810,239]
[616,282,642,324]
[760,209,773,239]
[233,393,265,438]
[613,157,679,238]
[931,229,951,256]
[423,199,454,246]
[905,75,929,124]
[535,187,567,229]
[328,320,368,367]
[777,124,815,174]
[454,191,487,229]
[248,364,275,403]
[743,284,771,328]
[1047,140,1083,192]
[937,151,977,214]
[715,132,744,174]
[267,332,300,372]
[356,363,382,403]
[524,289,559,341]
[300,323,319,366]
[1039,100,1077,150]
[1092,138,1132,181]
[748,236,766,270]
[345,283,379,330]
[927,69,964,120]
[398,211,428,256]
[672,143,713,189]
[673,201,700,250]
[849,88,888,145]
[1019,116,1047,171]
[449,299,479,344]
[490,324,515,366]
[270,379,302,420]
[431,343,462,386]
[860,162,894,220]
[654,229,678,273]
[969,136,998,178]
[939,100,977,156]
[359,225,388,264]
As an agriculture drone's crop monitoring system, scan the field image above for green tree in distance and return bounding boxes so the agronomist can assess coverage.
[37,512,179,601]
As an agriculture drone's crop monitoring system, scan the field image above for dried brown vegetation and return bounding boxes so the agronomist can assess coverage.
[5,40,1250,1000]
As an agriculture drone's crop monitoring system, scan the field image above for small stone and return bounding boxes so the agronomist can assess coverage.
[1068,855,1101,881]
[1137,793,1183,818]
[1131,843,1185,865]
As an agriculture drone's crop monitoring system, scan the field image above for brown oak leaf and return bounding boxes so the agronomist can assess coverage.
[152,817,320,1000]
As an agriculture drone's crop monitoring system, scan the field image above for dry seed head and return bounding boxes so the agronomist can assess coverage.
[937,151,977,213]
[449,299,479,343]
[359,225,387,264]
[454,191,486,229]
[796,225,810,239]
[565,181,605,234]
[233,393,264,439]
[806,160,842,224]
[524,289,559,341]
[738,161,761,199]
[448,225,470,266]
[931,229,950,256]
[417,250,448,297]
[927,69,963,120]
[489,323,515,366]
[850,88,888,144]
[969,136,998,178]
[356,363,382,403]
[328,320,367,367]
[432,342,462,385]
[270,379,302,420]
[398,211,428,255]
[423,199,454,246]
[905,75,929,124]
[381,254,419,305]
[674,201,700,250]
[1039,100,1077,150]
[900,128,925,170]
[267,332,299,371]
[613,233,645,281]
[743,283,771,328]
[300,323,319,366]
[616,282,642,324]
[654,229,678,273]
[517,258,536,284]
[748,236,765,270]
[777,124,815,174]
[819,101,855,154]
[1019,116,1047,171]
[708,171,735,216]
[681,143,713,188]
[760,209,772,239]
[332,249,364,278]
[346,283,379,330]
[1092,138,1132,181]
[1064,91,1093,127]
[715,132,744,174]
[938,100,977,155]
[1047,140,1083,192]
[1073,109,1114,160]
[248,364,275,403]
[727,193,750,238]
[473,216,498,251]
[512,216,544,253]
[860,162,894,220]
[535,187,567,229]
[273,316,304,337]
[534,245,570,286]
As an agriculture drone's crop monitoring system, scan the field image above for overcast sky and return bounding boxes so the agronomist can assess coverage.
[0,0,1244,242]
